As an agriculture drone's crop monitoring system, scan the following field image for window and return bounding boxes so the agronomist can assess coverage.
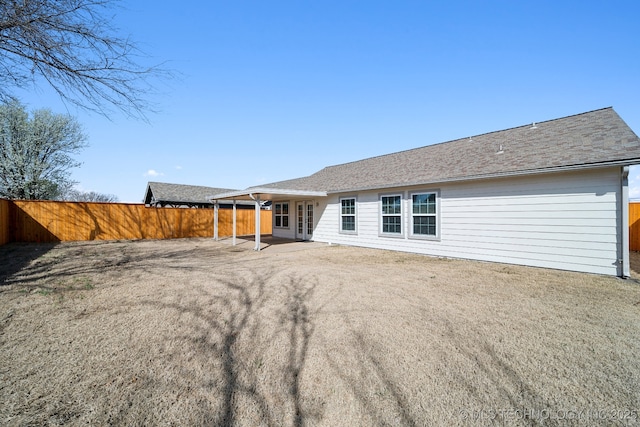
[340,197,356,233]
[380,195,402,235]
[274,202,289,228]
[411,192,438,238]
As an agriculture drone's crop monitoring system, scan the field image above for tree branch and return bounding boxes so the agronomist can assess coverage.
[0,0,171,120]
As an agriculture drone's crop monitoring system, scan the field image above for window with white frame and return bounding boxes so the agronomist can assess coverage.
[411,192,437,237]
[274,202,289,228]
[380,194,402,235]
[340,197,356,233]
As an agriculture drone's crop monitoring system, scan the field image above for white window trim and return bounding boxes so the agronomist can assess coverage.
[378,192,405,238]
[339,196,358,235]
[408,189,440,241]
[274,201,290,229]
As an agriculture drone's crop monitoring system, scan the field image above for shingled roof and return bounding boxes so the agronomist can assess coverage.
[253,107,640,194]
[144,182,237,207]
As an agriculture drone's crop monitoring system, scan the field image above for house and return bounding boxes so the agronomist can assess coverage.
[212,107,640,277]
[143,182,259,209]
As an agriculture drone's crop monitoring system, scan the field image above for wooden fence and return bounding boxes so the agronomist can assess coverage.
[0,199,271,244]
[0,199,9,246]
[2,199,639,249]
[631,202,640,251]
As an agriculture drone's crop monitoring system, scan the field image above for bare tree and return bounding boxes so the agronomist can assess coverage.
[0,0,167,119]
[0,99,87,200]
[63,189,119,202]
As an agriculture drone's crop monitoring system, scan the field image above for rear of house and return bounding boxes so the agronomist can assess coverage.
[213,108,639,277]
[310,168,624,276]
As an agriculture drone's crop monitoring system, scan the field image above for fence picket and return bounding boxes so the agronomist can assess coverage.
[630,202,640,251]
[0,200,271,243]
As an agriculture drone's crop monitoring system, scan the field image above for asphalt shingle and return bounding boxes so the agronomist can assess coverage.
[145,182,237,205]
[255,107,640,193]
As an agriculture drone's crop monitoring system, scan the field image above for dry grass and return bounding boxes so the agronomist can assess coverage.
[1,239,639,426]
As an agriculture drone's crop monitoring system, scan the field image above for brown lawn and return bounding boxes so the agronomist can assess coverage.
[1,238,639,426]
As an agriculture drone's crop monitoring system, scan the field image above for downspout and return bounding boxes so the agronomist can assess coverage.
[249,193,261,251]
[621,166,630,278]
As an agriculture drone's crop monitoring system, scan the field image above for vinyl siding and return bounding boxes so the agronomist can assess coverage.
[271,200,296,239]
[312,168,622,276]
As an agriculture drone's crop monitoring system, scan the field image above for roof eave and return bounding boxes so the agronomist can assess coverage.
[326,159,639,194]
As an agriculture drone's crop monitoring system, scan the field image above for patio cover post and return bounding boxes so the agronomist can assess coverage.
[254,194,261,251]
[232,200,237,246]
[213,201,219,241]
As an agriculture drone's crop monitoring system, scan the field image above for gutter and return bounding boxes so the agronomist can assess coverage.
[211,188,327,201]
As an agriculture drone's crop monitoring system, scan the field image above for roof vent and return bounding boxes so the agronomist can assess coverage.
[496,144,504,154]
[531,122,537,129]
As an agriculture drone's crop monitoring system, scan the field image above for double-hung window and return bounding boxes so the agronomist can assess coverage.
[340,197,356,233]
[274,202,289,228]
[410,191,438,238]
[380,194,402,235]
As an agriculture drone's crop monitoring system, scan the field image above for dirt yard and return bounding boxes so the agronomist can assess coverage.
[1,238,639,426]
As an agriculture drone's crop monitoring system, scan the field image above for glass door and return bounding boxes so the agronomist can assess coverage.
[297,203,304,238]
[306,203,313,238]
[296,202,314,240]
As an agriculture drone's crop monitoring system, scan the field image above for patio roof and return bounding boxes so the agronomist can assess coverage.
[210,187,327,202]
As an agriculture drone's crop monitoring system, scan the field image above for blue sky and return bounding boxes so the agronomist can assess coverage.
[14,0,640,202]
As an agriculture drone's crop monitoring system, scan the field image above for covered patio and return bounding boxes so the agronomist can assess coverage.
[214,235,327,253]
[210,188,327,251]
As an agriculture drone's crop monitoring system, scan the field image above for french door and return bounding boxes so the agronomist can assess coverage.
[296,201,314,240]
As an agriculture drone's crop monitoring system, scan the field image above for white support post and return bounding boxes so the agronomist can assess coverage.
[232,200,237,246]
[254,194,261,251]
[213,201,219,241]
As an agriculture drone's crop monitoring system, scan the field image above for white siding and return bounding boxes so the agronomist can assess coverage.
[312,168,622,276]
[272,224,296,239]
[271,200,296,239]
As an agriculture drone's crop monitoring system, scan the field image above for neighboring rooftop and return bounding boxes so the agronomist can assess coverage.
[144,182,237,207]
[252,107,640,194]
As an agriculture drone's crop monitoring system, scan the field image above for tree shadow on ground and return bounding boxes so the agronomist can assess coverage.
[324,316,420,427]
[117,269,322,426]
[323,306,559,427]
[0,242,58,287]
[0,241,132,297]
[0,239,234,292]
[435,316,554,427]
